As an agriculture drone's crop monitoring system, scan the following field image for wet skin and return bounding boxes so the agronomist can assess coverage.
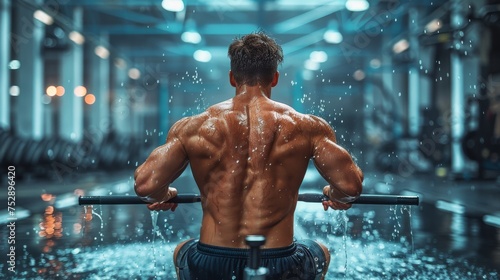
[134,71,364,249]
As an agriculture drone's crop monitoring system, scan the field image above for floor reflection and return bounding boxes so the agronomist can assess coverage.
[0,173,499,279]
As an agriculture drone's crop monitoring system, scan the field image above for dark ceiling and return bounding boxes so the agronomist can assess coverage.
[15,0,500,89]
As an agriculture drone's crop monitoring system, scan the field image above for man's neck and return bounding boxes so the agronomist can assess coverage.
[235,84,272,99]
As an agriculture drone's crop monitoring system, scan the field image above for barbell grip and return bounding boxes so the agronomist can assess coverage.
[79,193,419,206]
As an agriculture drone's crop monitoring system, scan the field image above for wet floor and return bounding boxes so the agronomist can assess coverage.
[1,168,499,279]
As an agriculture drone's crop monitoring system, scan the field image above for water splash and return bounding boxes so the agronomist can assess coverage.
[84,205,104,242]
[390,205,401,241]
[339,211,349,274]
[5,200,498,280]
[59,243,176,279]
[292,202,498,279]
[404,205,415,254]
[151,211,167,242]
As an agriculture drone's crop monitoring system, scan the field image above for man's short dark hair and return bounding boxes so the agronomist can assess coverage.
[228,31,284,86]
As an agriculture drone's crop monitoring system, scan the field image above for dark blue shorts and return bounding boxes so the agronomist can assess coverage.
[175,239,327,280]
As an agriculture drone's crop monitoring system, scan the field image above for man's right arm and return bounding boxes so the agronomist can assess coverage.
[309,116,364,209]
[134,119,189,210]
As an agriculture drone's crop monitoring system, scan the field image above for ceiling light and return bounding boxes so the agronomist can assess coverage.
[324,20,343,44]
[94,45,110,59]
[114,58,127,69]
[85,94,96,105]
[310,51,328,63]
[392,39,409,54]
[69,31,85,45]
[425,19,442,34]
[8,60,20,70]
[193,50,212,62]
[162,0,185,12]
[181,31,202,44]
[304,59,320,71]
[182,19,202,44]
[345,0,370,12]
[46,86,57,96]
[369,58,381,69]
[33,10,53,25]
[128,68,141,80]
[56,86,65,96]
[353,69,366,81]
[324,30,343,44]
[74,86,87,97]
[9,86,20,96]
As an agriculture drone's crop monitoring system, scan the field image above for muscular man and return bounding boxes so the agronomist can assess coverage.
[134,32,363,280]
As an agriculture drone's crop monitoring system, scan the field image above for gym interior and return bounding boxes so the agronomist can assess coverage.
[0,0,499,279]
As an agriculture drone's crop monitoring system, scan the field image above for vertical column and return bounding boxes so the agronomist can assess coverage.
[382,36,402,138]
[0,0,11,130]
[408,8,420,137]
[15,1,44,139]
[112,65,131,136]
[419,47,433,109]
[59,7,84,142]
[450,0,466,173]
[88,34,110,137]
[158,77,170,144]
[43,103,53,137]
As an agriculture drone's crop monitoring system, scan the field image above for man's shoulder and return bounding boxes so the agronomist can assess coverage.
[170,112,208,135]
[171,102,228,134]
[272,102,327,126]
[285,111,332,135]
[305,114,330,126]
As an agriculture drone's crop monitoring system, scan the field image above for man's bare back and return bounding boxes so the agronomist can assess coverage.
[134,32,363,279]
[135,85,363,249]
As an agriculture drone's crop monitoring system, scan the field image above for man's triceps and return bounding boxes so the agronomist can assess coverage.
[314,138,362,198]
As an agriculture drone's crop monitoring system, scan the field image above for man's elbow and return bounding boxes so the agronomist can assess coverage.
[134,183,147,199]
[348,182,362,199]
[134,168,150,198]
[346,166,363,198]
[134,184,149,198]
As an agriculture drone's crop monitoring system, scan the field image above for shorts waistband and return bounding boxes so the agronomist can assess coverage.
[196,242,297,259]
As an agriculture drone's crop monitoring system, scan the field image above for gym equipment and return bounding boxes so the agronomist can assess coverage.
[244,235,268,280]
[78,193,420,206]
